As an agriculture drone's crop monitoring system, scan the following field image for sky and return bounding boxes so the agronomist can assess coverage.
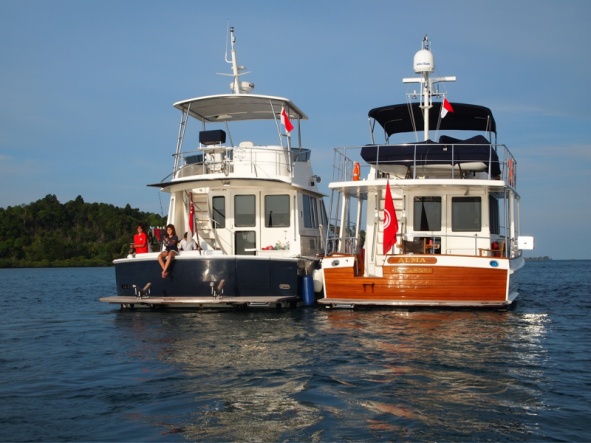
[1,0,590,260]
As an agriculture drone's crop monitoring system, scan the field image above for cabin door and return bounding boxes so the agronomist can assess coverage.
[412,195,443,234]
[232,193,258,255]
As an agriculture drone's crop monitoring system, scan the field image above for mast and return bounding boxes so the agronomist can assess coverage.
[229,27,240,94]
[402,36,456,141]
[222,27,254,95]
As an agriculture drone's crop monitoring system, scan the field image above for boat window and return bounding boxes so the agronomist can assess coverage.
[452,197,481,232]
[290,149,311,162]
[212,196,225,229]
[234,195,256,227]
[489,195,500,235]
[319,199,328,228]
[303,195,319,228]
[413,197,442,231]
[235,231,256,255]
[265,195,290,227]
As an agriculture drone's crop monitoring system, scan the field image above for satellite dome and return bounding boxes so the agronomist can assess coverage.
[413,49,434,73]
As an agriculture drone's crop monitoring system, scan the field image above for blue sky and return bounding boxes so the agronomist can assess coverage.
[1,0,589,260]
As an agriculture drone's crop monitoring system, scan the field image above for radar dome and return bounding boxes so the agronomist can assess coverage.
[413,49,434,73]
[229,81,255,94]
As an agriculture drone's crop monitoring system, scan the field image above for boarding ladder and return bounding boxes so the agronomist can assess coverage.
[192,193,216,245]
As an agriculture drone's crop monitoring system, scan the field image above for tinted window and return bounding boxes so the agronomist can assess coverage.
[265,195,290,227]
[452,197,481,231]
[303,195,319,228]
[212,196,225,229]
[234,195,256,227]
[413,197,442,231]
[235,231,256,255]
[489,195,499,235]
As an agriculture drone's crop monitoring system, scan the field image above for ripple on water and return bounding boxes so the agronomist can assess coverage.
[0,263,590,441]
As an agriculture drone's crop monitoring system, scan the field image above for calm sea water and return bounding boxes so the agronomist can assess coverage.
[0,261,590,442]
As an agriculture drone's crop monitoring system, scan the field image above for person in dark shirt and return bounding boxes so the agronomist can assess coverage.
[158,224,179,278]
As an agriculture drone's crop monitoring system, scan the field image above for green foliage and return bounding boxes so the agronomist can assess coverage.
[0,194,166,268]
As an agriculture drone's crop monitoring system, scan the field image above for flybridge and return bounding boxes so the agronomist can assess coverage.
[368,103,497,139]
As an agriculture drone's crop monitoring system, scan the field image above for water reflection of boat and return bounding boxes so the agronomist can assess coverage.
[108,307,549,440]
[319,309,547,437]
[319,36,534,309]
[100,27,327,310]
[112,310,323,441]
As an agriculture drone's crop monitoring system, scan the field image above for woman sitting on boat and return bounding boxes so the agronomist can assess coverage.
[158,224,179,278]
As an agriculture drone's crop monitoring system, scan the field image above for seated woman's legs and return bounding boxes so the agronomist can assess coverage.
[158,251,168,271]
[161,251,177,277]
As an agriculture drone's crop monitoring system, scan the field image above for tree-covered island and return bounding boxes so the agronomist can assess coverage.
[0,194,166,268]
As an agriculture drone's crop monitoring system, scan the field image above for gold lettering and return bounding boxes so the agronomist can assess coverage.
[387,256,437,264]
[390,267,434,274]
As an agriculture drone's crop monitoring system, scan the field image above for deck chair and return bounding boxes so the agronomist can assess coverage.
[479,240,505,257]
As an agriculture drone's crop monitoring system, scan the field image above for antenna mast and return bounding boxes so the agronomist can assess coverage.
[402,36,456,141]
[220,27,253,94]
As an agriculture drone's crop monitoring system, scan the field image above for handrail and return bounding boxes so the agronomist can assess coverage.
[332,143,516,185]
[172,144,310,180]
[325,232,512,258]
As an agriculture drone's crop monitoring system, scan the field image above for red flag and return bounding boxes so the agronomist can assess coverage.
[281,106,294,134]
[383,180,398,255]
[441,97,454,118]
[189,193,195,235]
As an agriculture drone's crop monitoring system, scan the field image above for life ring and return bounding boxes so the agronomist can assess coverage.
[508,159,515,187]
[353,162,360,181]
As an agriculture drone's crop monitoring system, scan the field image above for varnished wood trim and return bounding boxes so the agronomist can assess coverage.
[323,265,508,302]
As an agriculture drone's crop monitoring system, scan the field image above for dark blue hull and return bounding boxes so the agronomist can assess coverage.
[114,255,309,299]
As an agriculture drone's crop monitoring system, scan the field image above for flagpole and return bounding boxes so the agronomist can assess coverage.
[280,105,294,176]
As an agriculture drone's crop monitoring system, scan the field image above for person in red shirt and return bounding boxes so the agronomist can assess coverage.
[131,224,149,254]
